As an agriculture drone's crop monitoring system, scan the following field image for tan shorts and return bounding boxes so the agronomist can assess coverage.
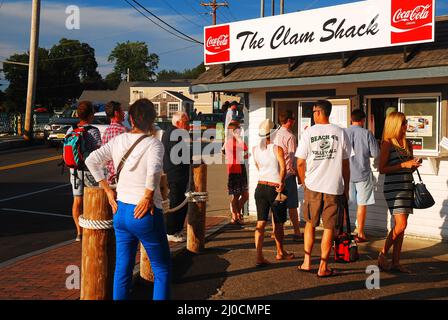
[303,187,341,230]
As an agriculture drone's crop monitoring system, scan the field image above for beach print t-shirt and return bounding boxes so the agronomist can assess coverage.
[296,124,351,195]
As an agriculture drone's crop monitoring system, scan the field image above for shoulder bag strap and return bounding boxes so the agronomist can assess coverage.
[115,134,150,183]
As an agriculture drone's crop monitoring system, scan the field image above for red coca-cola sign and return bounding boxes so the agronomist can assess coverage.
[391,0,433,44]
[205,25,230,64]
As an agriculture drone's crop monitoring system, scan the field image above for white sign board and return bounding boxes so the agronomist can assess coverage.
[204,0,435,65]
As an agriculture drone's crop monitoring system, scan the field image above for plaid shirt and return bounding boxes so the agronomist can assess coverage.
[101,122,127,184]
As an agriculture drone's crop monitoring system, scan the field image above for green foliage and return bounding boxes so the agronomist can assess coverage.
[107,41,159,83]
[157,63,205,81]
[2,38,102,111]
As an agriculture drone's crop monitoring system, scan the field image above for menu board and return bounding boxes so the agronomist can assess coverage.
[406,116,433,137]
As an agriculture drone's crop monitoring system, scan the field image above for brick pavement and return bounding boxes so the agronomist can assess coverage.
[0,216,228,300]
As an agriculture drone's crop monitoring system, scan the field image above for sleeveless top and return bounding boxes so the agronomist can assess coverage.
[253,143,281,184]
[383,144,414,214]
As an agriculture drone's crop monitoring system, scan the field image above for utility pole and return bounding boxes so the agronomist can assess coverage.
[200,0,228,26]
[24,0,40,141]
[271,0,275,15]
[127,68,130,82]
[280,0,284,14]
[201,1,227,112]
[260,0,265,17]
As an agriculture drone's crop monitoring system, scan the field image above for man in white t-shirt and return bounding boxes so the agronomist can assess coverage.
[295,100,351,278]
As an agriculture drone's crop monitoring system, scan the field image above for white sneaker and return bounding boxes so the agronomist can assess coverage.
[167,233,186,243]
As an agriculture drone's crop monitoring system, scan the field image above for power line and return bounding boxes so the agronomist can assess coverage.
[185,0,209,23]
[225,1,238,21]
[124,0,198,44]
[201,0,229,25]
[129,0,202,44]
[156,0,203,28]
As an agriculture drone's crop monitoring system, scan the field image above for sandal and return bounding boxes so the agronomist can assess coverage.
[297,265,312,273]
[378,252,391,271]
[276,252,295,261]
[317,269,336,278]
[390,264,413,274]
[256,258,271,268]
[354,234,368,243]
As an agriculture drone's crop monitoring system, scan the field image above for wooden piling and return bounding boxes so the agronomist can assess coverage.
[187,164,207,253]
[80,187,115,300]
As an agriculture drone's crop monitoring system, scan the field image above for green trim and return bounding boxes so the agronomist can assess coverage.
[190,66,448,93]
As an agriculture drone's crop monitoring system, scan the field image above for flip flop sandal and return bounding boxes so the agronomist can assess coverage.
[256,260,271,268]
[297,266,312,273]
[317,269,336,278]
[390,265,412,274]
[354,235,368,243]
[276,252,295,261]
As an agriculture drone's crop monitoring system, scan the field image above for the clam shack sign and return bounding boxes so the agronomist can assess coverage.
[204,0,435,65]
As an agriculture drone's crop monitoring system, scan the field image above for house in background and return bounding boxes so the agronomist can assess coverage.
[130,80,237,114]
[151,90,194,119]
[79,82,137,111]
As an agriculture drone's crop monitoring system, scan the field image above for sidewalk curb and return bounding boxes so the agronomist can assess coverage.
[0,239,76,270]
[0,139,44,151]
[132,218,230,280]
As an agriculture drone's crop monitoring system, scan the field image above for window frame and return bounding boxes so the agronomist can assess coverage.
[364,92,442,156]
[168,102,180,118]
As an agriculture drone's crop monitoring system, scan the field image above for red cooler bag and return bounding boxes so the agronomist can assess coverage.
[334,197,359,263]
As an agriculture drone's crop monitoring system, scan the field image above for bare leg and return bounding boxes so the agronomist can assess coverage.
[391,214,408,267]
[274,222,286,258]
[300,222,315,270]
[356,205,367,239]
[289,208,302,236]
[230,194,240,222]
[255,221,268,264]
[72,196,83,235]
[318,228,334,276]
[237,191,249,221]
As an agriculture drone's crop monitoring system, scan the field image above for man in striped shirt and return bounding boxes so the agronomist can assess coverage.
[102,101,127,184]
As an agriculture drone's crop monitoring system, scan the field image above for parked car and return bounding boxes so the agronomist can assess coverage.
[189,113,225,141]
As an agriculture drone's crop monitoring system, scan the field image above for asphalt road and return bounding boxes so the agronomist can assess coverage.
[0,145,74,263]
[0,143,230,264]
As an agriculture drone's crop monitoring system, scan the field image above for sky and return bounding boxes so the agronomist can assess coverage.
[0,0,447,86]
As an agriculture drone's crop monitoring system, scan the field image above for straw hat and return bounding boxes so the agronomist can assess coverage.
[258,119,278,138]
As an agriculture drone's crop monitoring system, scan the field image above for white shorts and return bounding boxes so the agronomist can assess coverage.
[349,173,375,206]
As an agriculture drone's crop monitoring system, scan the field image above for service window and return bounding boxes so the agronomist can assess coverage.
[367,95,441,155]
[401,97,440,153]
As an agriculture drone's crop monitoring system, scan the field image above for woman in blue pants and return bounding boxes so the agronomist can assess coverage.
[86,98,171,300]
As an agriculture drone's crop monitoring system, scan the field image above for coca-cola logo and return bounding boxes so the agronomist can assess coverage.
[207,34,229,49]
[204,25,230,64]
[393,5,430,24]
[391,0,434,44]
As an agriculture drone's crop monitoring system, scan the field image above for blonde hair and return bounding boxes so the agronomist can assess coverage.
[382,111,409,152]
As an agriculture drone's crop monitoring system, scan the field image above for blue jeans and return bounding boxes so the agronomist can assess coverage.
[113,201,171,300]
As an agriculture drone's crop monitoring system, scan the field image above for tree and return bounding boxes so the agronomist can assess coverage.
[157,63,205,81]
[2,38,102,111]
[107,41,159,85]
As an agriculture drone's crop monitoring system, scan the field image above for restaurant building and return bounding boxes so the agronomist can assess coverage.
[191,1,448,240]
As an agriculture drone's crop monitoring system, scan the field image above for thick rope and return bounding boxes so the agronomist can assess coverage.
[163,191,209,214]
[79,214,114,230]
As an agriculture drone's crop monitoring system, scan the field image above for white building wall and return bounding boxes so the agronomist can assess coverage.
[347,158,448,241]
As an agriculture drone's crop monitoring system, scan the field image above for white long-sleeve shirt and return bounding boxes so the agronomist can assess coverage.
[85,132,164,208]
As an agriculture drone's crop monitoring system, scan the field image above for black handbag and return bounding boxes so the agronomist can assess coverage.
[412,169,435,209]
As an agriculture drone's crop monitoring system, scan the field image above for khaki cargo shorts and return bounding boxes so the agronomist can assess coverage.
[303,187,341,230]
